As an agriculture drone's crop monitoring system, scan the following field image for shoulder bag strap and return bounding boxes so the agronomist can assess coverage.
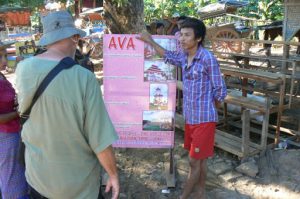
[20,57,77,125]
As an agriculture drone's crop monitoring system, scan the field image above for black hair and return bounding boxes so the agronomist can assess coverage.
[180,17,206,46]
[34,47,47,56]
[146,25,151,33]
[178,16,187,21]
[156,22,164,29]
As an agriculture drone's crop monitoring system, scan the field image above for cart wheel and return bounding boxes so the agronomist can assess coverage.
[211,28,241,58]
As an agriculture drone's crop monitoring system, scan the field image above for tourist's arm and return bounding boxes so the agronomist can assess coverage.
[97,146,119,199]
[84,75,120,199]
[0,112,18,123]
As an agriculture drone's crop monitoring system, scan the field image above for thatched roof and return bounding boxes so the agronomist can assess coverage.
[0,6,30,13]
[198,1,248,20]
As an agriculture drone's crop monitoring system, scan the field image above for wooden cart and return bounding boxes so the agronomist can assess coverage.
[198,1,252,58]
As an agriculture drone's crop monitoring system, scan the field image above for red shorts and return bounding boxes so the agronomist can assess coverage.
[184,122,216,160]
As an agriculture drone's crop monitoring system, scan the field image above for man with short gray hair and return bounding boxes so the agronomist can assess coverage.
[16,11,119,199]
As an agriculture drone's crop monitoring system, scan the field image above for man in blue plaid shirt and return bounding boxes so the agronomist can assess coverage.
[138,17,227,199]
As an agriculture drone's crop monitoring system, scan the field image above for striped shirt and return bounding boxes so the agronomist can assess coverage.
[164,46,227,124]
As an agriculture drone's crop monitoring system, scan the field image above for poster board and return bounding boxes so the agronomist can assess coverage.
[103,34,177,148]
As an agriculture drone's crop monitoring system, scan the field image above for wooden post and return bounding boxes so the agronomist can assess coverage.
[261,97,271,151]
[275,76,286,144]
[282,0,288,72]
[165,148,175,188]
[282,45,289,72]
[289,61,296,108]
[242,109,250,157]
[223,102,228,127]
[242,41,250,98]
[74,0,80,18]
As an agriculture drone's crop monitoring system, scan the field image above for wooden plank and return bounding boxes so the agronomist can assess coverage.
[228,121,272,138]
[220,66,284,83]
[216,129,261,150]
[251,119,300,136]
[275,77,286,144]
[210,38,300,49]
[226,82,280,98]
[230,53,297,63]
[165,160,176,188]
[226,120,300,148]
[224,94,266,112]
[261,97,271,150]
[223,102,228,127]
[216,130,257,151]
[215,134,244,157]
[242,110,250,157]
[289,62,296,108]
[215,132,259,158]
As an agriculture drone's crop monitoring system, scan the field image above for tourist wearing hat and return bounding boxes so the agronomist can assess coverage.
[0,42,29,199]
[167,13,186,35]
[16,11,119,199]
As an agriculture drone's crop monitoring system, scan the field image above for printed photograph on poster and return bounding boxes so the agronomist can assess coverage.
[149,83,168,110]
[144,38,177,60]
[142,111,174,131]
[144,60,176,82]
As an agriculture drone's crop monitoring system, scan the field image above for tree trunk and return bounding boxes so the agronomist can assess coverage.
[104,0,145,34]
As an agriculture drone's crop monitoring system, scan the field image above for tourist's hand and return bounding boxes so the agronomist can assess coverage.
[136,31,154,44]
[105,175,119,199]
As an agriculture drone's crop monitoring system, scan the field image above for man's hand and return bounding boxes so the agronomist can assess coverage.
[136,31,154,44]
[136,31,166,57]
[97,146,119,199]
[167,18,177,24]
[215,100,222,109]
[105,175,119,199]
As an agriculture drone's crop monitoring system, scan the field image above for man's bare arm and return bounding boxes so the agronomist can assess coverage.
[0,112,18,123]
[97,145,119,199]
[137,31,166,57]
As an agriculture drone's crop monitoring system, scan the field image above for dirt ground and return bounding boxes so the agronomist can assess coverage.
[102,128,300,199]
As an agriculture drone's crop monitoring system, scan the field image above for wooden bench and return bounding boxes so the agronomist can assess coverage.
[223,52,300,108]
[218,66,286,158]
[220,91,271,158]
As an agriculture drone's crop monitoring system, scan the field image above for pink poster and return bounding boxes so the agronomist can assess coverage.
[103,34,177,148]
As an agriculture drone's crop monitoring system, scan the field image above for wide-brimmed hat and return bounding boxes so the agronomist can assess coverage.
[172,12,180,18]
[0,41,14,50]
[39,11,86,46]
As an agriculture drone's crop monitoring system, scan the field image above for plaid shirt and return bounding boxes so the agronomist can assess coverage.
[164,46,227,124]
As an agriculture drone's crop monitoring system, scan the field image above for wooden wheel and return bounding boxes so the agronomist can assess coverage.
[211,28,241,58]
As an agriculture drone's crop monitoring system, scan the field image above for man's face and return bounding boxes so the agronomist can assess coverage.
[156,26,164,35]
[179,28,200,51]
